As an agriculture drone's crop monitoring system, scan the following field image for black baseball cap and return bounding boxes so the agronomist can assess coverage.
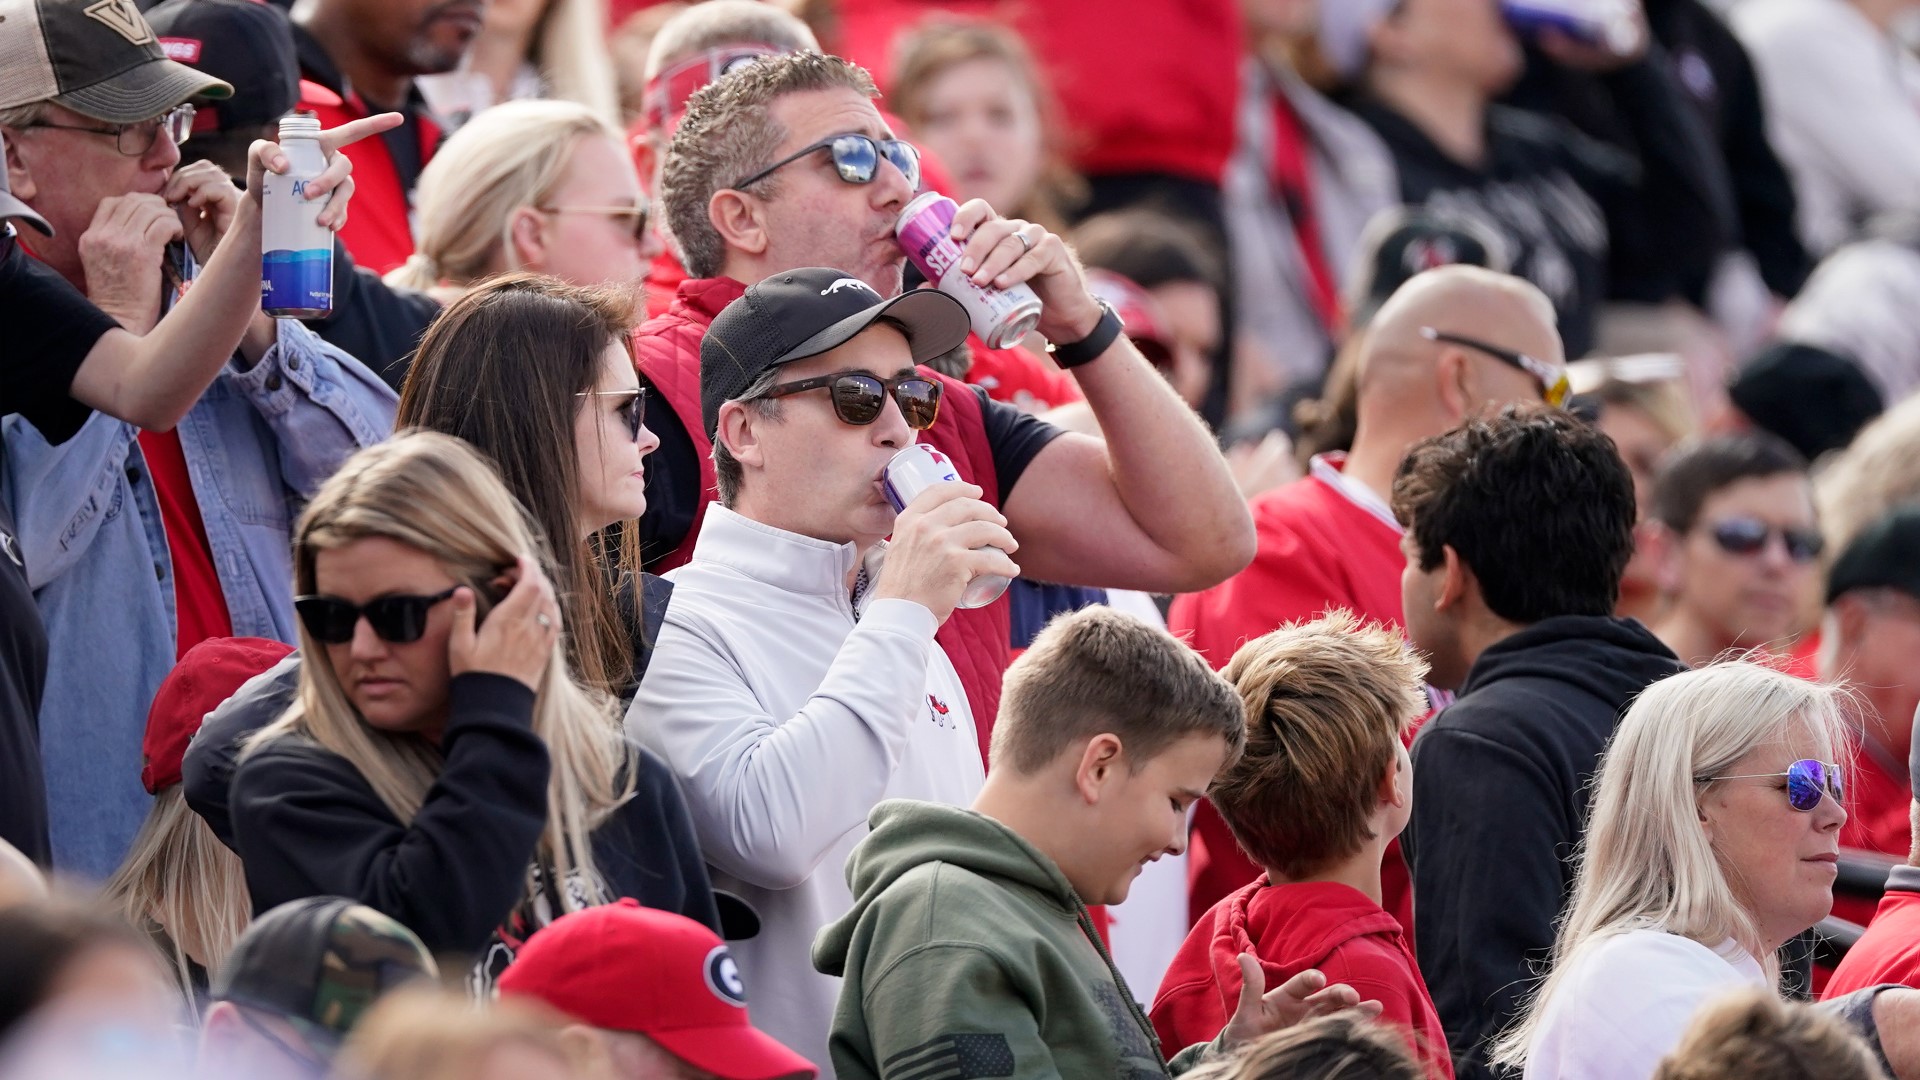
[144,0,299,133]
[1729,342,1883,463]
[212,897,437,1050]
[1351,208,1509,323]
[1826,504,1920,606]
[700,267,971,437]
[0,0,232,123]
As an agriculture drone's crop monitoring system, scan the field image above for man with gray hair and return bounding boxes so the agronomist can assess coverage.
[633,50,1255,754]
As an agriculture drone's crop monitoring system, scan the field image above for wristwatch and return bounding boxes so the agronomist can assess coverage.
[1046,298,1124,370]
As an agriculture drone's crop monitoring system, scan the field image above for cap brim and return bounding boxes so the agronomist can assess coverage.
[57,59,232,123]
[0,192,51,236]
[771,288,971,371]
[652,1025,818,1080]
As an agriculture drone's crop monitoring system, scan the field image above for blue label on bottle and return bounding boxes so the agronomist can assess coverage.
[261,248,332,313]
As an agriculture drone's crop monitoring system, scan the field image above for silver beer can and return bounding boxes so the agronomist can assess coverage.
[881,443,1013,609]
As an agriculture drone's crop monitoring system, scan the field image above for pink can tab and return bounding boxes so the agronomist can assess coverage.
[881,444,1013,609]
[896,192,1043,350]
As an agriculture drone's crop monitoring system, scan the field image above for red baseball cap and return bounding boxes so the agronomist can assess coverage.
[498,900,816,1080]
[141,636,293,794]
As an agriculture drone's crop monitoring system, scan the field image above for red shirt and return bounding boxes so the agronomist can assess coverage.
[134,431,232,659]
[298,79,438,275]
[1169,458,1415,930]
[831,0,1241,185]
[1825,872,1920,997]
[1152,879,1453,1076]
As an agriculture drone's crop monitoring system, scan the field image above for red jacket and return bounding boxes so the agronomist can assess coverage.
[1825,870,1920,997]
[297,80,436,276]
[1151,879,1454,1078]
[1168,461,1416,930]
[635,275,1012,758]
[830,0,1240,184]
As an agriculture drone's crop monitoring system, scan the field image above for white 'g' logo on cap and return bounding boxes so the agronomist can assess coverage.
[704,945,747,1007]
[822,278,877,298]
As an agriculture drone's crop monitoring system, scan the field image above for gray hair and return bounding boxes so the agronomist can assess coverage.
[713,366,784,507]
[0,103,50,130]
[661,51,878,279]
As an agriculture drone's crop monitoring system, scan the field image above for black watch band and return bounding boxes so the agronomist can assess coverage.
[1047,299,1123,370]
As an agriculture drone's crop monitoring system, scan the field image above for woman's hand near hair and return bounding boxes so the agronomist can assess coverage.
[448,555,562,690]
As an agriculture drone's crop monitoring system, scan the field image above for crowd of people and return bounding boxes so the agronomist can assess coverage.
[7,0,1920,1077]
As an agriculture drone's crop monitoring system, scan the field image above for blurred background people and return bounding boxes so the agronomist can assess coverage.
[416,0,622,127]
[333,988,581,1080]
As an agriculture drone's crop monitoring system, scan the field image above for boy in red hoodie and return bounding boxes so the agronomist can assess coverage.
[1151,611,1453,1078]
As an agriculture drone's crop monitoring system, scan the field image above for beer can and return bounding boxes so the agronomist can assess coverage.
[881,444,1013,609]
[1500,0,1642,54]
[896,191,1043,350]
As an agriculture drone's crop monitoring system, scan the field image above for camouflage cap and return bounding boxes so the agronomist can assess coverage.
[214,897,438,1047]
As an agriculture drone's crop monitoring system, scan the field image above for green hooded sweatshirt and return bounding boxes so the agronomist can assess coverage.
[813,799,1222,1080]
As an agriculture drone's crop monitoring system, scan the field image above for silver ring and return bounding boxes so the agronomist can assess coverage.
[1015,229,1034,253]
[536,613,552,629]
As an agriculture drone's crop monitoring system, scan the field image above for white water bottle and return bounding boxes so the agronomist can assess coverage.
[260,114,333,317]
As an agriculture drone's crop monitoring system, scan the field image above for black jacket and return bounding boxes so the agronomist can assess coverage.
[1403,616,1684,1080]
[228,671,719,963]
[305,240,439,391]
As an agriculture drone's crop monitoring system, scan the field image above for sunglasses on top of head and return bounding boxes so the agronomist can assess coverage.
[578,386,649,442]
[1696,758,1844,812]
[1704,517,1824,564]
[1419,326,1571,408]
[756,370,942,429]
[732,133,922,192]
[294,587,461,645]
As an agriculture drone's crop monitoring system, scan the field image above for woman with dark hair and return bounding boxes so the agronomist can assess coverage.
[398,272,660,697]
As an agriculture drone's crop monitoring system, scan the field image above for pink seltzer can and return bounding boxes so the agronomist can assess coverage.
[896,191,1043,350]
[881,443,1012,609]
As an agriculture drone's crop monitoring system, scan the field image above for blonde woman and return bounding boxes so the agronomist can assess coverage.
[105,637,290,1000]
[1491,662,1852,1079]
[385,100,653,302]
[228,432,718,987]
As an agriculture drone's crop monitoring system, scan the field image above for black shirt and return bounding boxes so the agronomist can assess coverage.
[638,382,1066,570]
[0,238,120,864]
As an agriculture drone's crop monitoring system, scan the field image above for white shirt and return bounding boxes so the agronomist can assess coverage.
[626,505,984,1070]
[1732,0,1920,255]
[1524,930,1769,1080]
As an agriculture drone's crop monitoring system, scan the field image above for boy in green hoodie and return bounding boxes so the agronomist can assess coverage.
[815,607,1376,1080]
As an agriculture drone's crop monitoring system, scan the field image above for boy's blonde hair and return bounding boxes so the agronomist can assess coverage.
[1182,1015,1423,1080]
[1652,988,1886,1080]
[1211,611,1428,879]
[990,607,1245,775]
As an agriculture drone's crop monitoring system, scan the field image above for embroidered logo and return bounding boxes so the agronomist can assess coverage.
[927,694,953,729]
[822,277,877,298]
[159,37,202,62]
[85,0,155,45]
[704,945,747,1007]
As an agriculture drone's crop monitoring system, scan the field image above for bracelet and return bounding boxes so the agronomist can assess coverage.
[1046,298,1123,370]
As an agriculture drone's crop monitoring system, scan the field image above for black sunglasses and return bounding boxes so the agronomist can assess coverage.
[732,133,921,192]
[757,370,942,429]
[1419,326,1570,407]
[1706,518,1824,564]
[294,586,460,645]
[579,387,648,442]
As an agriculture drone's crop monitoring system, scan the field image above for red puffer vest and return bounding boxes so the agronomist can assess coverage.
[636,276,1011,760]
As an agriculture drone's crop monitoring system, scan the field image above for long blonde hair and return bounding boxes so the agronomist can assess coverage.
[386,101,622,293]
[245,432,633,912]
[1491,661,1852,1069]
[102,788,249,995]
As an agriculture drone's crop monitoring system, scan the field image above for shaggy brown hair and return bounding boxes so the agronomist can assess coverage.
[1653,988,1886,1080]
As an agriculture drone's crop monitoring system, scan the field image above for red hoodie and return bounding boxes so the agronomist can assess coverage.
[1151,879,1453,1078]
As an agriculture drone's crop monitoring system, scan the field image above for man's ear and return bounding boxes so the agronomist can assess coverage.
[507,206,548,271]
[4,132,37,203]
[709,188,768,259]
[555,1025,610,1077]
[1381,745,1411,810]
[716,400,766,470]
[1433,348,1472,423]
[1436,545,1472,612]
[633,138,659,193]
[1073,733,1125,805]
[1642,521,1685,595]
[1829,594,1870,654]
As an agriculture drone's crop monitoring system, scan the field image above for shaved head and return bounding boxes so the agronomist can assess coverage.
[1363,265,1562,388]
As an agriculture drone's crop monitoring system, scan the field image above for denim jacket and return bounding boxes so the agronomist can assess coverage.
[1,319,396,878]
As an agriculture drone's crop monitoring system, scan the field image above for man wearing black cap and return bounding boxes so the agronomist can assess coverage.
[147,0,439,386]
[631,267,1014,1069]
[199,896,436,1077]
[1817,505,1920,861]
[0,0,401,878]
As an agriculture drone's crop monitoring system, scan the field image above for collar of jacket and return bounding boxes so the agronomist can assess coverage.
[688,504,883,603]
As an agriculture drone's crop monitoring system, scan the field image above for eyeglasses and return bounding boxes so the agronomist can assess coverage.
[1697,759,1844,812]
[578,387,649,441]
[1705,517,1824,564]
[294,586,460,645]
[536,201,650,243]
[757,370,942,429]
[1420,326,1571,407]
[732,133,921,192]
[17,103,195,157]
